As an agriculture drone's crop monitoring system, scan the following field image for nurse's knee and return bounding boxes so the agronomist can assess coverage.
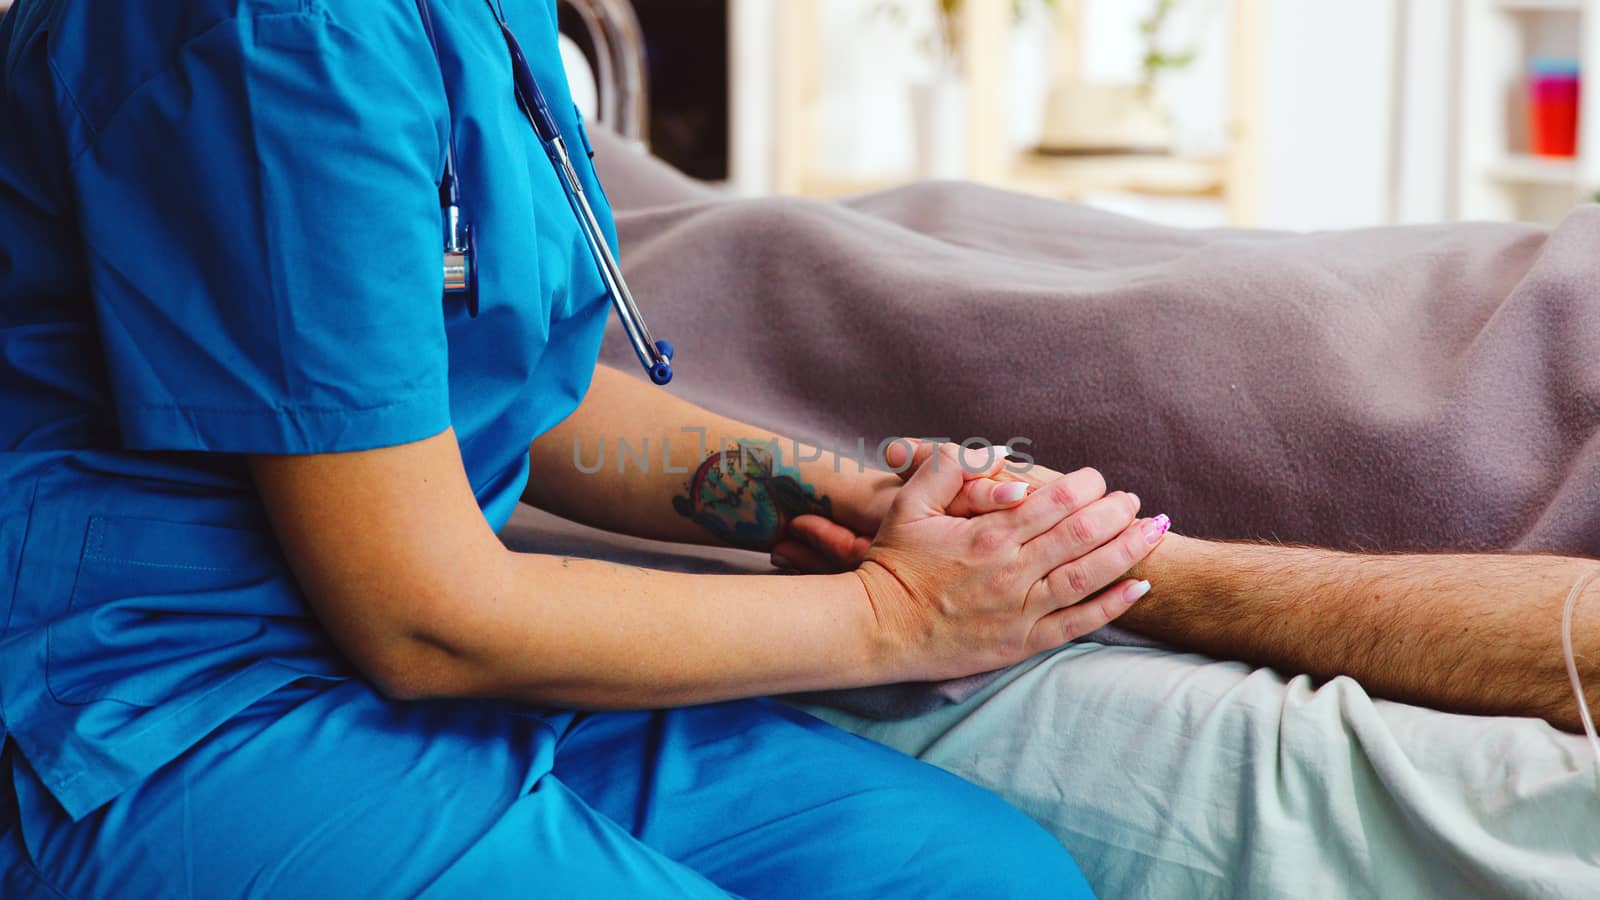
[929,790,1091,898]
[860,777,1093,899]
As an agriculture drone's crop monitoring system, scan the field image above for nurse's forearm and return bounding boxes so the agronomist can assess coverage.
[253,430,896,708]
[1124,535,1600,732]
[391,554,887,708]
[526,365,895,550]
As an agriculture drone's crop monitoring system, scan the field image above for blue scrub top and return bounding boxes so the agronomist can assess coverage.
[0,0,617,820]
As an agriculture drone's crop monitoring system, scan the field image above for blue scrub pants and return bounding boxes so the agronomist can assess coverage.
[0,680,1093,898]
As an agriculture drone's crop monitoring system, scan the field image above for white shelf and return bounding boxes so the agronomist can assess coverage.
[1457,0,1600,222]
[1497,0,1581,12]
[1485,153,1581,183]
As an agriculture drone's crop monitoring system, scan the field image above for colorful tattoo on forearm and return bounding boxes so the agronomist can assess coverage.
[672,439,832,550]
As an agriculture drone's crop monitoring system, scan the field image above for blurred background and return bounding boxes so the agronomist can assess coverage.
[558,0,1600,231]
[4,1,1593,231]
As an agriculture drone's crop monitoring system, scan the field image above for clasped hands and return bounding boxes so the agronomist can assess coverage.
[773,439,1170,682]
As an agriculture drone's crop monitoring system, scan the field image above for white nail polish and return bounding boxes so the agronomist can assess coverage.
[962,447,992,473]
[1127,580,1152,603]
[995,482,1028,504]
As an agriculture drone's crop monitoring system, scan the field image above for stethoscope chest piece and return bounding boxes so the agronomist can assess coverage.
[442,202,475,317]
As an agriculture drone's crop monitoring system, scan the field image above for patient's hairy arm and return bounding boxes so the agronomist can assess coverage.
[1126,535,1600,733]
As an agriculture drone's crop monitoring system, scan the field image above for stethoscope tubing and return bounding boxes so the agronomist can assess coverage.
[416,0,673,385]
[544,133,674,384]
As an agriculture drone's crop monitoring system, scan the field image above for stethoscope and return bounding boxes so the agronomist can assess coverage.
[415,0,674,386]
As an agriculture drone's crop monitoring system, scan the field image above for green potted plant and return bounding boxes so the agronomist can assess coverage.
[1139,0,1199,98]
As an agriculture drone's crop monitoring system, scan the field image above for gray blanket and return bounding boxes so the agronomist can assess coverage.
[505,128,1600,718]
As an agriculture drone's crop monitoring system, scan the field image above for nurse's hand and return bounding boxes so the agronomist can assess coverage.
[854,443,1167,682]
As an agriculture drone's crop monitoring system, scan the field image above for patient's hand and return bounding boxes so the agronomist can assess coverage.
[774,439,1091,574]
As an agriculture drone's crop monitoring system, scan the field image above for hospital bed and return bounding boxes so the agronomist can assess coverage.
[549,4,1600,896]
[560,0,648,147]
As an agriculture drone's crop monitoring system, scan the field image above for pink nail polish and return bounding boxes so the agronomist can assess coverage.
[1127,580,1152,603]
[995,482,1028,504]
[1143,514,1171,544]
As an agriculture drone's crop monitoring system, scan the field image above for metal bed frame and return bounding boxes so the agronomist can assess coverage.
[560,0,650,148]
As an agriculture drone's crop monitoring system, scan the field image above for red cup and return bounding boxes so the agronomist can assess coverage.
[1529,60,1580,158]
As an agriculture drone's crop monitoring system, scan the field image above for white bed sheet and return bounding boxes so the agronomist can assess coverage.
[801,643,1600,899]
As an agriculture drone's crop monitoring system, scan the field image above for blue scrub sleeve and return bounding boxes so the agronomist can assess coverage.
[69,9,452,454]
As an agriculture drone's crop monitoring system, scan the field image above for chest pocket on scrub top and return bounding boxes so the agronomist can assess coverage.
[45,515,318,708]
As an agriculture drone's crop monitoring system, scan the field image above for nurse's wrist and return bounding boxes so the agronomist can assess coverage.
[842,567,913,683]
